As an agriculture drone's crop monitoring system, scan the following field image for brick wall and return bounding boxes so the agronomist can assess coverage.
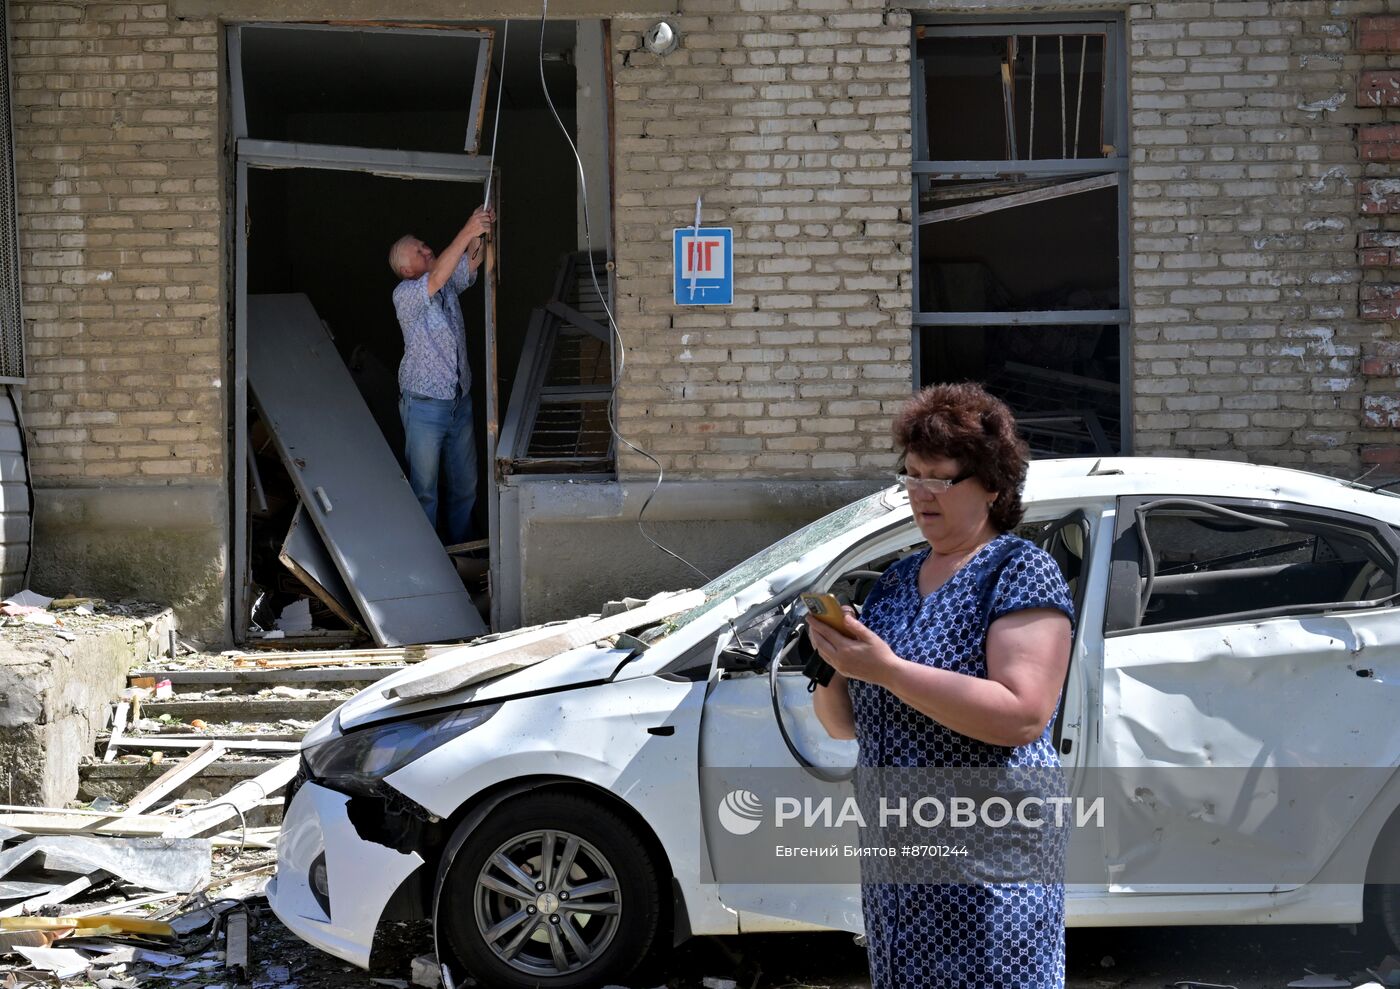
[10,2,222,484]
[1129,0,1391,472]
[610,0,914,478]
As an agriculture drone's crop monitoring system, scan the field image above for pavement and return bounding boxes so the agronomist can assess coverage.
[247,908,1397,989]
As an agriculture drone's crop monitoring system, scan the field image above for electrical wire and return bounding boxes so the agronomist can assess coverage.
[535,0,710,584]
[483,21,509,206]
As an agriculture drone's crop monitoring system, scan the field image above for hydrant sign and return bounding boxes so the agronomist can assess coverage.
[674,227,733,306]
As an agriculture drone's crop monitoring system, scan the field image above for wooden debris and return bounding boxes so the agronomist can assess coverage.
[101,702,128,765]
[230,643,441,667]
[919,172,1117,226]
[161,758,299,839]
[224,910,250,981]
[0,915,174,938]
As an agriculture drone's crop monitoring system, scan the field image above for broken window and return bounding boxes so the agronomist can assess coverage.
[1108,499,1400,634]
[234,24,491,154]
[229,19,607,642]
[912,19,1127,455]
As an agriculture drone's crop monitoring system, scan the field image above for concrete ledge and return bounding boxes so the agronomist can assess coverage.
[173,0,677,19]
[0,610,177,806]
[30,484,228,646]
[506,478,887,625]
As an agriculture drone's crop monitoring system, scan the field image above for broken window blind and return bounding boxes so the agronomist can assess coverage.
[0,5,24,382]
[499,253,615,474]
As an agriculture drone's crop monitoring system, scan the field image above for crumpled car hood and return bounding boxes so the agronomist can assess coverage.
[336,628,638,731]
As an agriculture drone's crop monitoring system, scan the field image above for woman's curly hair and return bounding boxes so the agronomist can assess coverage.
[892,383,1029,531]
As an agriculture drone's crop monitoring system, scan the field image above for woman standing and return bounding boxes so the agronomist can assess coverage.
[810,382,1075,989]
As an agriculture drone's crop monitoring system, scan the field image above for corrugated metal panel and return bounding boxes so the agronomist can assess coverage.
[0,385,32,595]
[0,4,25,382]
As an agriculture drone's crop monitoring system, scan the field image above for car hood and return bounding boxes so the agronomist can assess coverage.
[337,636,636,730]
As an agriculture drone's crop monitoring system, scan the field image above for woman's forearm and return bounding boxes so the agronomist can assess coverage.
[813,672,856,740]
[872,661,1047,748]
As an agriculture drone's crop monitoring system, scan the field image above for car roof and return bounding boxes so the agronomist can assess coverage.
[1022,456,1400,524]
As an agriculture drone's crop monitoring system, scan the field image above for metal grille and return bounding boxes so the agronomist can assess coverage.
[526,400,611,458]
[0,6,23,381]
[543,330,610,388]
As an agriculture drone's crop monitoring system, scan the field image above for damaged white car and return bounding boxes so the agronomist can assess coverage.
[270,457,1400,989]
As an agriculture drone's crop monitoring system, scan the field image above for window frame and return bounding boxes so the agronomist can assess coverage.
[0,0,24,384]
[1105,495,1400,637]
[909,14,1129,450]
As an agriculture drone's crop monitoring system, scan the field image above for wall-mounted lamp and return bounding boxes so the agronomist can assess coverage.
[642,21,679,56]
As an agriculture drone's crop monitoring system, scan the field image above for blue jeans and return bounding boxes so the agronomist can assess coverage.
[398,390,477,544]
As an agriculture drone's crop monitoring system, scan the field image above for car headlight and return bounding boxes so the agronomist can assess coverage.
[302,703,501,796]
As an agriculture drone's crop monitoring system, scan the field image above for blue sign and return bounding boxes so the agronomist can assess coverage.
[673,227,733,306]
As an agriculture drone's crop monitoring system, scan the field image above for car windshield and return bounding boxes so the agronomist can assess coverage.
[660,488,900,633]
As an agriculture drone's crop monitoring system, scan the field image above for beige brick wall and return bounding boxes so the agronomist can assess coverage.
[1128,0,1388,472]
[610,0,915,478]
[9,0,1398,494]
[10,1,223,484]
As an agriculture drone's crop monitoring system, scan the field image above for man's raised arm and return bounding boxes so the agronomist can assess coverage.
[427,205,493,295]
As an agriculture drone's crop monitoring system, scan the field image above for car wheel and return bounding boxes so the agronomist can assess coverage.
[1374,882,1400,954]
[438,792,662,989]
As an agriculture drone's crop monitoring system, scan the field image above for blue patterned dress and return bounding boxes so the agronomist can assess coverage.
[847,532,1075,989]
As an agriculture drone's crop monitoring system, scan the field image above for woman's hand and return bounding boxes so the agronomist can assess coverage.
[806,609,900,686]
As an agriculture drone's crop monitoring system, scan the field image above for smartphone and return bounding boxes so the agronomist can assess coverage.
[800,592,849,633]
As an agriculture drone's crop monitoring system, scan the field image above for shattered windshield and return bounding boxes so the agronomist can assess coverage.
[661,489,901,633]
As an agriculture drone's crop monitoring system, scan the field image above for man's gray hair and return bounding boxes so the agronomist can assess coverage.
[388,235,416,276]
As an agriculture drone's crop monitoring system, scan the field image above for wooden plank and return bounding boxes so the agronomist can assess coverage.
[127,667,400,686]
[106,736,300,753]
[228,644,435,665]
[386,589,705,702]
[101,702,128,765]
[162,758,300,839]
[92,742,224,825]
[921,177,1066,203]
[278,503,364,632]
[918,172,1117,226]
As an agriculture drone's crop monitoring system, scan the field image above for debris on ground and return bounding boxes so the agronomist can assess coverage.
[0,640,455,987]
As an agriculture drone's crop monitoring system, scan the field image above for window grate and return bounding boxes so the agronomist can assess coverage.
[526,400,612,458]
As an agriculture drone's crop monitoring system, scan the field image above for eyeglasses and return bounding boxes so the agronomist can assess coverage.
[896,469,976,495]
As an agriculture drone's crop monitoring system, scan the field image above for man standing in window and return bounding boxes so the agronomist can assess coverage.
[388,205,494,544]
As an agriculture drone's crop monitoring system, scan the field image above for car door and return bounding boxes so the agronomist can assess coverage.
[696,506,1104,931]
[697,604,866,933]
[1098,495,1400,894]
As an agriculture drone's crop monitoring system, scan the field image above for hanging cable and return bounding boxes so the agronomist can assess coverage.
[535,0,710,583]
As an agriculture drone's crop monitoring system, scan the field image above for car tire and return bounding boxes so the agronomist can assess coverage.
[1371,882,1400,955]
[438,792,662,989]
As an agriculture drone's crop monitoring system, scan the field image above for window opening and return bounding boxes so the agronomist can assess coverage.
[1118,500,1400,634]
[236,24,490,155]
[913,19,1127,454]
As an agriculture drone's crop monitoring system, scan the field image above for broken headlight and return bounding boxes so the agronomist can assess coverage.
[302,703,501,796]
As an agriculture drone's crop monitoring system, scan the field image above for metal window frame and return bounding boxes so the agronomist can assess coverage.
[0,0,24,385]
[498,253,616,474]
[1104,495,1400,637]
[228,22,492,153]
[909,13,1130,452]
